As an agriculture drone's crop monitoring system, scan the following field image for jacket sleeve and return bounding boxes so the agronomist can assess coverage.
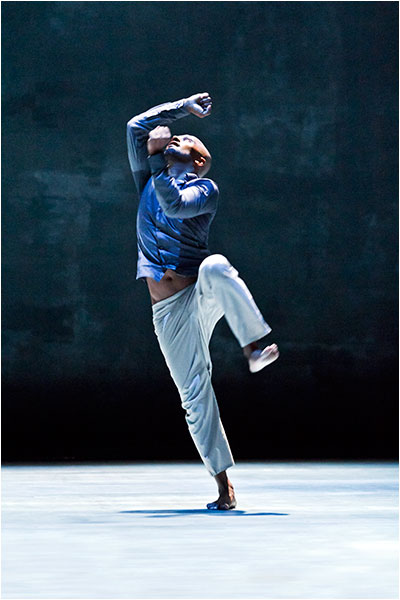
[127,99,190,197]
[148,153,218,219]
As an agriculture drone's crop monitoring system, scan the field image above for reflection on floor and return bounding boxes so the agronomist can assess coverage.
[2,462,398,599]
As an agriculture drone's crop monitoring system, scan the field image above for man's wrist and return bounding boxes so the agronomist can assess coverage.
[181,98,191,113]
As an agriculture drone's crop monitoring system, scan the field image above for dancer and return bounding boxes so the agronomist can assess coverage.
[127,92,279,510]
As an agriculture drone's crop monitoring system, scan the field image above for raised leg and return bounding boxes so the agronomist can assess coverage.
[197,255,279,373]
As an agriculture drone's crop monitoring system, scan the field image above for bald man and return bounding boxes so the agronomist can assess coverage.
[127,93,279,509]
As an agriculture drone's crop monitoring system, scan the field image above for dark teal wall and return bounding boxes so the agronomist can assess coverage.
[2,2,398,460]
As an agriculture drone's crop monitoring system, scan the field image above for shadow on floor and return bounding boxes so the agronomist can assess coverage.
[120,509,289,517]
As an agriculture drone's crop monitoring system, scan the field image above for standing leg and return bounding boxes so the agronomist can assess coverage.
[152,286,234,480]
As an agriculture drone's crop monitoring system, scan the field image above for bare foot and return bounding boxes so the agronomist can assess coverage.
[206,493,237,510]
[248,343,279,373]
[207,471,237,510]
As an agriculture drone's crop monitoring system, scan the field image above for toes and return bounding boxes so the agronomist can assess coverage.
[207,501,235,510]
[249,343,279,372]
[267,344,278,354]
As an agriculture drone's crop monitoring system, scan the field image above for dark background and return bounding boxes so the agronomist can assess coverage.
[2,1,398,462]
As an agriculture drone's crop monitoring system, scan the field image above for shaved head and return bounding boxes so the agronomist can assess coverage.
[165,134,212,177]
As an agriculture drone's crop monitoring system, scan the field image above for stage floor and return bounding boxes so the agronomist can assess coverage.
[2,462,398,599]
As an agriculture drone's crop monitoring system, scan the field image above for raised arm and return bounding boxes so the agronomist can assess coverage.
[127,99,188,196]
[127,93,212,196]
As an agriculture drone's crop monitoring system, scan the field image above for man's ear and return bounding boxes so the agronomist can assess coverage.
[194,156,206,172]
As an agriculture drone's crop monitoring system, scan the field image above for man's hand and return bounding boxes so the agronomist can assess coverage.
[184,92,212,118]
[147,126,172,155]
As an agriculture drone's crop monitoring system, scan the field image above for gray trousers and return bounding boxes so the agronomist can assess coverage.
[152,254,271,476]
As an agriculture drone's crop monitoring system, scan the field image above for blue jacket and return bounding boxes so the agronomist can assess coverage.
[127,99,218,282]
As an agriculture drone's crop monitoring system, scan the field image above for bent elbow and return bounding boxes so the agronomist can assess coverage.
[127,117,139,131]
[127,116,148,136]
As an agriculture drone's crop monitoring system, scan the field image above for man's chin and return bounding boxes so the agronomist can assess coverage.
[164,147,192,163]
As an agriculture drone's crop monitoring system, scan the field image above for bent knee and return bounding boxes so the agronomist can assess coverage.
[199,254,231,278]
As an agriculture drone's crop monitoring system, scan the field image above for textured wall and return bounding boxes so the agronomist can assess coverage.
[2,2,398,461]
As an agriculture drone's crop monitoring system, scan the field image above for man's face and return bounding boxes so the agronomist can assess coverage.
[164,135,200,165]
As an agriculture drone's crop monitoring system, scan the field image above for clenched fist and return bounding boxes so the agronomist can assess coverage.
[184,92,212,118]
[147,126,172,155]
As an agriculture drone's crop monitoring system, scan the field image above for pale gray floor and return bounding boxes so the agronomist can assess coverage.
[1,462,398,599]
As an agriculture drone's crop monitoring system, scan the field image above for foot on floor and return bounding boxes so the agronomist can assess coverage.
[206,495,237,510]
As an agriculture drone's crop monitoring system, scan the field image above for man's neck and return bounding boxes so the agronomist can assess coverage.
[168,162,196,180]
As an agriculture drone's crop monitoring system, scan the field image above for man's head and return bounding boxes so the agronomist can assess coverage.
[164,134,212,177]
